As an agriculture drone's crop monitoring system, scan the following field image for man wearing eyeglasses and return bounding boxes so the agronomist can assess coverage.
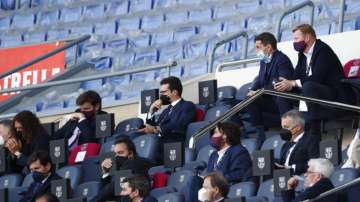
[281,158,338,202]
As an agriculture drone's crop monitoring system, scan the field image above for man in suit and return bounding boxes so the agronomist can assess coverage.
[91,137,151,202]
[119,175,158,202]
[247,32,294,144]
[139,76,196,143]
[274,24,355,142]
[198,172,229,202]
[281,158,338,202]
[278,110,319,175]
[53,90,107,149]
[20,151,62,202]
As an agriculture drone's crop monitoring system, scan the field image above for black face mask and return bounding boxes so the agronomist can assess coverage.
[16,131,25,142]
[81,110,96,120]
[115,156,128,169]
[160,94,171,105]
[279,129,292,141]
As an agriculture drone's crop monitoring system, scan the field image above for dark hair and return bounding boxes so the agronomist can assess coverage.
[204,172,229,198]
[12,111,47,144]
[0,119,12,128]
[254,32,277,49]
[27,150,53,167]
[76,90,102,110]
[114,137,138,157]
[35,193,59,202]
[292,24,317,38]
[211,121,241,145]
[160,76,183,96]
[122,175,151,198]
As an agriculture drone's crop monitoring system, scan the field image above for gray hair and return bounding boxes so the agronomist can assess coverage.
[308,158,334,178]
[281,110,305,128]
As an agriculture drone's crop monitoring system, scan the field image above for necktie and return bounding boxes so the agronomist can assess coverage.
[159,105,173,124]
[285,142,296,160]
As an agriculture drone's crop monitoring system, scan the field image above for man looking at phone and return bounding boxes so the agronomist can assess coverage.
[139,76,196,143]
[246,32,295,145]
[53,90,107,149]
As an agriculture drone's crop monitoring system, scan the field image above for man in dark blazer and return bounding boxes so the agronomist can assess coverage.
[278,110,319,175]
[139,76,196,143]
[119,175,158,202]
[53,90,107,149]
[20,151,62,202]
[281,158,338,202]
[274,24,355,142]
[198,172,229,202]
[247,32,294,144]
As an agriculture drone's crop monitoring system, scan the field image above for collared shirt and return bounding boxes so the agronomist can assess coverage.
[214,197,225,202]
[217,145,230,164]
[171,98,181,107]
[295,41,316,87]
[42,174,51,184]
[285,132,304,168]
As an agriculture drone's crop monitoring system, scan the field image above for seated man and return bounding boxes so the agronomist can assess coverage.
[188,122,252,201]
[91,137,151,202]
[247,32,294,144]
[119,175,158,202]
[274,24,355,142]
[198,172,229,202]
[20,151,62,202]
[53,90,107,149]
[278,110,319,175]
[0,120,11,146]
[282,158,338,202]
[139,76,196,143]
[0,120,21,174]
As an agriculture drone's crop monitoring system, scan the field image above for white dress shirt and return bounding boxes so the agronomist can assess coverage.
[285,132,304,170]
[295,41,316,87]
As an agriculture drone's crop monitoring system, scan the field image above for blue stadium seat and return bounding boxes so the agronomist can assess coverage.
[141,14,164,30]
[256,179,274,201]
[0,174,23,189]
[83,4,105,19]
[151,31,174,46]
[89,56,112,71]
[47,29,69,41]
[184,39,208,59]
[129,0,153,13]
[185,148,195,163]
[118,17,140,33]
[44,100,65,111]
[38,10,59,26]
[80,79,103,91]
[236,82,253,101]
[22,173,34,187]
[330,168,359,187]
[189,8,213,22]
[56,165,82,189]
[100,140,115,154]
[133,134,160,162]
[183,145,215,171]
[177,0,198,6]
[107,1,129,16]
[169,66,184,78]
[222,20,244,34]
[204,105,231,122]
[128,34,151,48]
[23,32,46,44]
[157,192,185,202]
[148,165,172,175]
[165,11,188,25]
[60,7,83,23]
[8,187,28,202]
[228,181,257,198]
[166,170,194,191]
[1,0,15,10]
[356,16,360,30]
[81,156,103,183]
[80,40,104,56]
[0,35,23,47]
[115,118,144,136]
[217,86,237,104]
[134,49,159,65]
[104,37,128,52]
[184,59,207,77]
[242,138,258,155]
[153,0,177,9]
[94,21,117,35]
[73,181,101,201]
[150,186,175,198]
[173,26,198,42]
[113,52,135,69]
[213,5,237,19]
[199,22,223,36]
[0,15,11,31]
[12,13,35,29]
[158,44,184,62]
[185,121,209,145]
[70,24,94,36]
[260,134,286,160]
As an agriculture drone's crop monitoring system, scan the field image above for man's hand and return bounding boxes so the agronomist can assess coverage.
[287,177,299,190]
[150,99,162,114]
[247,90,257,97]
[5,137,22,155]
[69,112,85,120]
[138,124,158,134]
[101,158,113,173]
[274,77,295,92]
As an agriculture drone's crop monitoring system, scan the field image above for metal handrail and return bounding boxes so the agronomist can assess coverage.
[306,177,360,202]
[0,61,177,94]
[0,34,91,80]
[216,57,261,72]
[208,31,249,72]
[276,0,315,41]
[189,89,360,149]
[338,0,346,33]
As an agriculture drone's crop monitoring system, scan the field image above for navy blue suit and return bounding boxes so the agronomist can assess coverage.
[207,144,252,183]
[156,99,196,142]
[281,178,338,202]
[247,50,295,127]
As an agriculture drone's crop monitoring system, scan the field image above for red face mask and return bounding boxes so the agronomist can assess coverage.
[210,136,224,150]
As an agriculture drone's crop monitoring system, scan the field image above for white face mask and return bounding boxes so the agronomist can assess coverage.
[256,50,271,63]
[198,188,210,202]
[0,135,4,146]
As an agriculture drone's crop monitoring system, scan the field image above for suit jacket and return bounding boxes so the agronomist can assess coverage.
[252,50,294,90]
[53,110,107,145]
[207,145,252,183]
[281,178,338,202]
[156,99,196,142]
[20,172,62,202]
[279,132,319,175]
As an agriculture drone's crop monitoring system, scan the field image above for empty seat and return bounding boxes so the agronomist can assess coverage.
[330,168,359,187]
[183,145,215,171]
[80,79,103,91]
[47,29,69,41]
[1,0,15,10]
[134,49,159,66]
[0,34,22,48]
[0,15,11,31]
[148,165,172,176]
[166,170,194,191]
[228,181,257,198]
[118,17,140,33]
[256,179,274,201]
[165,11,188,25]
[83,4,105,19]
[115,117,144,135]
[184,59,208,77]
[157,192,185,202]
[217,86,237,104]
[185,121,209,146]
[73,181,101,201]
[128,34,151,48]
[185,148,195,163]
[23,32,46,44]
[0,174,23,189]
[70,24,93,36]
[356,16,360,30]
[150,186,175,198]
[184,39,208,59]
[89,56,112,71]
[213,5,237,19]
[141,14,164,30]
[80,41,104,56]
[199,22,223,36]
[105,37,128,52]
[8,187,28,202]
[56,165,82,189]
[154,0,177,9]
[94,21,117,35]
[152,30,173,46]
[189,8,213,22]
[260,134,286,160]
[12,13,35,29]
[100,140,115,154]
[60,7,83,23]
[222,19,244,34]
[158,44,184,62]
[133,134,160,162]
[173,26,198,43]
[204,105,231,122]
[38,10,59,26]
[107,1,129,16]
[236,82,253,101]
[113,52,135,69]
[242,138,258,155]
[129,0,153,13]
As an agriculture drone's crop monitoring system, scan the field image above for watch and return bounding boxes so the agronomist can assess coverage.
[14,151,22,158]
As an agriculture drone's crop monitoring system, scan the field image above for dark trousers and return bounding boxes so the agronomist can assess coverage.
[185,175,203,202]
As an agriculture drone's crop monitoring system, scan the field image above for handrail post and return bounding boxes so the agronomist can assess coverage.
[338,0,346,33]
[208,31,249,73]
[276,0,315,41]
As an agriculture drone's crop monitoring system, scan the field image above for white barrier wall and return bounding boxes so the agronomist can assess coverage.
[216,30,360,88]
